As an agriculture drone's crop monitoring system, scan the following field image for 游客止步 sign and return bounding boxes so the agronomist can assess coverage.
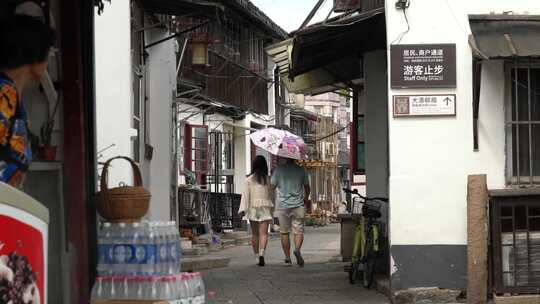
[391,44,456,88]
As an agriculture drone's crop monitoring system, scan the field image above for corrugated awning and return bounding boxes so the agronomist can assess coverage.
[266,7,385,94]
[139,0,287,38]
[289,7,385,78]
[469,15,540,59]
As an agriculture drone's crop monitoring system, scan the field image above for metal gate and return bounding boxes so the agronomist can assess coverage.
[208,192,242,232]
[207,132,235,193]
[207,131,240,231]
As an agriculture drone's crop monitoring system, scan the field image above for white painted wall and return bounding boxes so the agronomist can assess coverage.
[143,27,176,221]
[386,0,538,246]
[94,0,133,188]
[234,114,274,195]
[234,118,249,195]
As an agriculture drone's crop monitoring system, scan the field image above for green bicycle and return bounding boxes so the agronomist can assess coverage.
[343,188,387,289]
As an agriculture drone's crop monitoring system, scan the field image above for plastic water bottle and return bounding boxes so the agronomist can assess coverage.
[113,223,130,275]
[150,276,159,300]
[90,276,104,301]
[101,276,112,299]
[193,273,205,304]
[141,222,157,276]
[117,276,129,300]
[156,222,169,275]
[162,222,171,274]
[185,273,195,303]
[140,276,151,300]
[169,275,180,303]
[126,277,139,300]
[173,222,182,274]
[180,274,192,304]
[158,276,173,301]
[110,276,119,299]
[97,223,113,276]
[108,224,118,275]
[166,222,179,274]
[124,223,135,275]
[131,222,144,275]
[176,274,187,304]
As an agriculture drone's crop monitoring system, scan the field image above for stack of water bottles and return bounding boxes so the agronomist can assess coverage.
[91,221,206,303]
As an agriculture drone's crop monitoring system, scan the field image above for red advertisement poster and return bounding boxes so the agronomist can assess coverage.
[0,214,45,304]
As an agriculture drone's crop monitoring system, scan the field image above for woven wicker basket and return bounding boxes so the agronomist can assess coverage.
[96,156,150,222]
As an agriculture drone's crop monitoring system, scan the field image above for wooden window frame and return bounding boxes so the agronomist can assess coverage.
[184,124,209,186]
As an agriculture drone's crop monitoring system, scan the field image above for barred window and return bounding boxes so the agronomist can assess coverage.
[507,64,540,185]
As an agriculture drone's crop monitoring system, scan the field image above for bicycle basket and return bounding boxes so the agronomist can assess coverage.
[362,204,381,219]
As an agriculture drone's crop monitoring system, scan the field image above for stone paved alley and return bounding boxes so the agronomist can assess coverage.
[202,224,390,304]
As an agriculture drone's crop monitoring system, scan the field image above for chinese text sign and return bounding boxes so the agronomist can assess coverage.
[391,44,456,88]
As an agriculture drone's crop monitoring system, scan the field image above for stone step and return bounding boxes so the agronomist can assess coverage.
[494,294,540,304]
[192,238,209,245]
[182,246,208,256]
[221,239,236,248]
[235,236,251,246]
[221,231,249,240]
[181,256,230,272]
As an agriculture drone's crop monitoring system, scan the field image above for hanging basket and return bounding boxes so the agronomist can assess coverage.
[96,156,151,223]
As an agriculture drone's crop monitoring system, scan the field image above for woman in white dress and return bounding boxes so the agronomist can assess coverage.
[238,155,274,266]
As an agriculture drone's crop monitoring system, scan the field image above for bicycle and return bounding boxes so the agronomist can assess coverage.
[343,188,388,289]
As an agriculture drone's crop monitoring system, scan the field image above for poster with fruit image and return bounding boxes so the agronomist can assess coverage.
[0,212,46,304]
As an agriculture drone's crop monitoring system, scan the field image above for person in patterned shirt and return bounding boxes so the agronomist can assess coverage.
[0,15,55,187]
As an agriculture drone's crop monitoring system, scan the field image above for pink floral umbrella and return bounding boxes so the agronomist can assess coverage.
[250,127,307,160]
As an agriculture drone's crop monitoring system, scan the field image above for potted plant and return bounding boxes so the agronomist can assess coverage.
[38,93,60,161]
[38,120,56,161]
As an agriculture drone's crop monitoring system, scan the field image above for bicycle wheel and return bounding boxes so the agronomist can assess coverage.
[363,253,376,289]
[363,228,376,289]
[348,261,361,284]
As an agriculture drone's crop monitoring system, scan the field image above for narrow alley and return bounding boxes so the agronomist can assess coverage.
[202,224,390,304]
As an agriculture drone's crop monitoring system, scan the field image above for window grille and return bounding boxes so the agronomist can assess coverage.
[507,62,540,185]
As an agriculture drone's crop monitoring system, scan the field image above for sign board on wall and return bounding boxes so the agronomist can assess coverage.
[391,44,456,88]
[393,94,456,117]
[0,206,47,304]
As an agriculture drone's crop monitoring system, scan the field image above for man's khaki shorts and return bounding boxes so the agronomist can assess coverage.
[275,206,305,234]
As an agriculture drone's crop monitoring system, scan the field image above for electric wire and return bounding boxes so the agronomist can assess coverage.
[391,7,410,45]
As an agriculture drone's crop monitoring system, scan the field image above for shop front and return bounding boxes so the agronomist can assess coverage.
[1,1,97,303]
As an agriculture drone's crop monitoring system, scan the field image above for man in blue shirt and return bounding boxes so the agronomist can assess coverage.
[271,157,310,266]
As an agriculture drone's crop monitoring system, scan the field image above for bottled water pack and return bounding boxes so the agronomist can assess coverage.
[97,221,182,277]
[91,272,206,303]
[93,220,206,302]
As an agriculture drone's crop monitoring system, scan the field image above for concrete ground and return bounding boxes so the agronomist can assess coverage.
[202,224,391,304]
